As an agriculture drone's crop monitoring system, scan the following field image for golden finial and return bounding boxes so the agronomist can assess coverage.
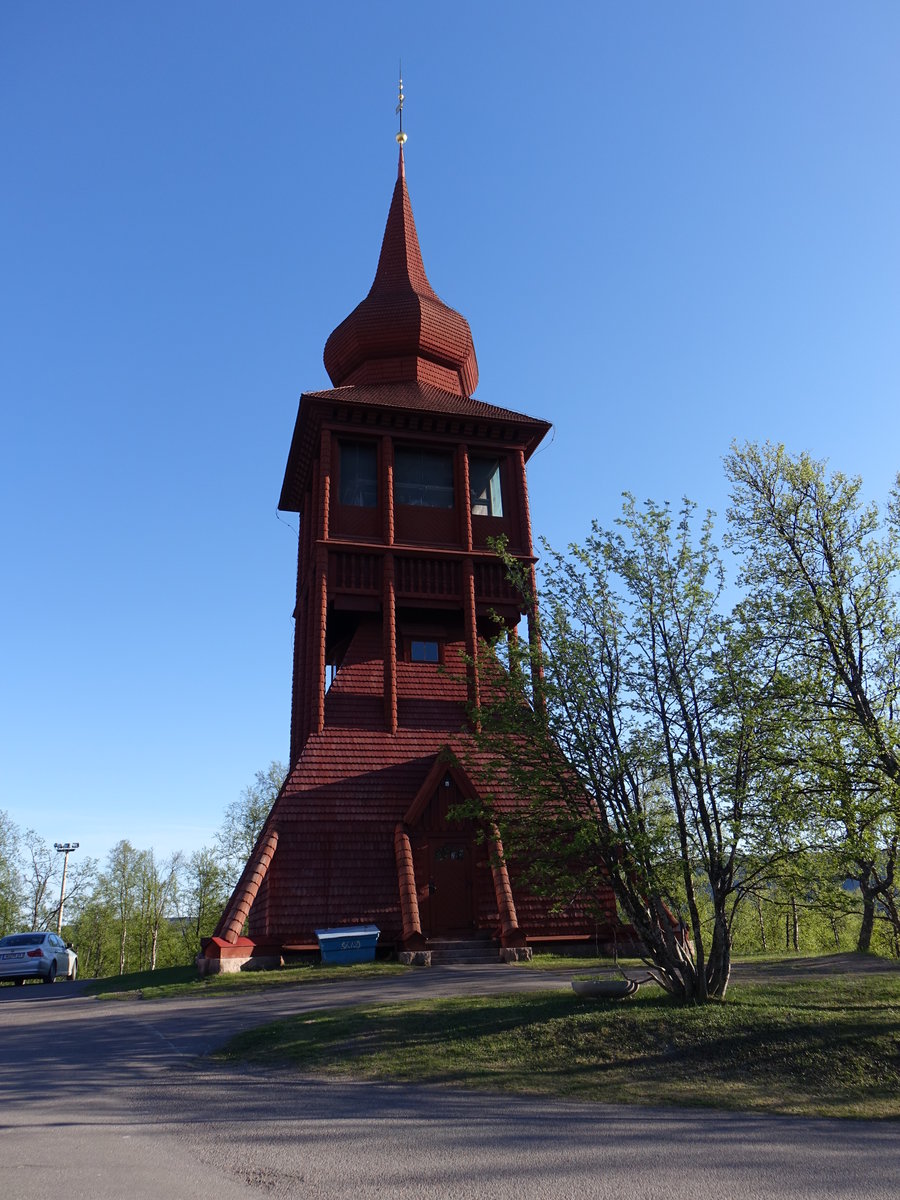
[395,65,407,145]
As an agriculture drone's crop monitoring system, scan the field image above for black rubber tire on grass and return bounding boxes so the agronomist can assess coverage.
[43,962,57,985]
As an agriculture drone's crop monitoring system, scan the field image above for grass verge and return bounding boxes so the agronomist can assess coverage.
[214,975,900,1120]
[83,960,409,1000]
[517,953,646,971]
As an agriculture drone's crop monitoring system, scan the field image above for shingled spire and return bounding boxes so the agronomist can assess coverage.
[323,148,479,397]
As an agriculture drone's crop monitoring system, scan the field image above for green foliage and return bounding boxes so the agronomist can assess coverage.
[0,760,288,975]
[215,975,900,1119]
[216,760,287,885]
[725,442,900,954]
[176,846,230,960]
[0,810,22,934]
[474,498,777,1001]
[466,444,900,1006]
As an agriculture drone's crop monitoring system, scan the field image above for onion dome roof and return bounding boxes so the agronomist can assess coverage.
[323,149,479,397]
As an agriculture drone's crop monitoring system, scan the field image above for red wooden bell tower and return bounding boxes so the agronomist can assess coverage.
[203,148,619,971]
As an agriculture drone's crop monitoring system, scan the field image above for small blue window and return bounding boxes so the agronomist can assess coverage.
[410,639,440,663]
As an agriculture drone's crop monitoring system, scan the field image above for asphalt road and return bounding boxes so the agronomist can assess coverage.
[2,966,899,1199]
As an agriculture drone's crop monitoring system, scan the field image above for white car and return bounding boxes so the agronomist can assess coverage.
[0,932,77,985]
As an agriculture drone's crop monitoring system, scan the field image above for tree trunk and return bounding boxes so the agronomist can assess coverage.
[118,917,127,975]
[755,896,767,952]
[829,914,841,950]
[790,895,800,952]
[857,883,877,953]
[706,910,732,998]
[881,893,900,960]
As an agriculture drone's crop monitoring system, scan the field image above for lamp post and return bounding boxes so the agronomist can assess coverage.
[54,842,79,935]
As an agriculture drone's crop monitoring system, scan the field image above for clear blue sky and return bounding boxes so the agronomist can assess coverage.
[2,4,898,871]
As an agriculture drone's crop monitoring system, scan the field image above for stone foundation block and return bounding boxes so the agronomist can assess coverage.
[500,946,533,963]
[197,953,283,975]
[399,950,432,966]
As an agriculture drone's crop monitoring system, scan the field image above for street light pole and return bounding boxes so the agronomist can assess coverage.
[54,842,79,935]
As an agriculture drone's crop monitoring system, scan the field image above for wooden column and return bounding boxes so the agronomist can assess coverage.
[213,828,279,944]
[463,556,480,726]
[308,462,320,569]
[394,823,425,948]
[291,594,308,764]
[383,553,398,733]
[291,507,307,765]
[319,429,332,541]
[382,434,394,546]
[304,459,321,745]
[488,826,525,947]
[516,448,544,713]
[381,434,398,733]
[458,444,473,551]
[302,576,316,746]
[313,552,327,734]
[297,488,309,583]
[515,447,534,556]
[526,563,545,717]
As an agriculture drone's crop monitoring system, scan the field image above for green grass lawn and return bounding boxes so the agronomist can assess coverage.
[516,952,646,971]
[83,959,409,1000]
[214,975,900,1120]
[82,950,882,999]
[83,952,633,999]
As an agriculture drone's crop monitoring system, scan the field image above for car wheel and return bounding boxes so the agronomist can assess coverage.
[43,962,57,985]
[67,961,77,982]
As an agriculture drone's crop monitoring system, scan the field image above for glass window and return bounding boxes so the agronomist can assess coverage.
[469,457,503,517]
[410,639,440,663]
[435,845,466,861]
[394,448,454,509]
[339,442,377,507]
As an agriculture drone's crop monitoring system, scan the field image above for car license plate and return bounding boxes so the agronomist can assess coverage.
[1,952,25,960]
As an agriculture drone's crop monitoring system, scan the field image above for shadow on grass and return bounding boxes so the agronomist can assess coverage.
[216,979,900,1118]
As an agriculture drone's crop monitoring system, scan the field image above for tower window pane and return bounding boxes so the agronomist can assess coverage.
[339,442,377,507]
[394,448,454,509]
[470,457,503,517]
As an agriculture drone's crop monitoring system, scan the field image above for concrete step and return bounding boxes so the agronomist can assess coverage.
[427,935,500,965]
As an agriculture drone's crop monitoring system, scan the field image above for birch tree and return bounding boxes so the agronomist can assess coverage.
[475,498,779,1002]
[726,442,900,952]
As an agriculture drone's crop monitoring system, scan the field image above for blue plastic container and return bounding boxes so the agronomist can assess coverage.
[314,925,380,965]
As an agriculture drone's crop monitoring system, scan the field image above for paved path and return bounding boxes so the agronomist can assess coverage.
[2,964,899,1199]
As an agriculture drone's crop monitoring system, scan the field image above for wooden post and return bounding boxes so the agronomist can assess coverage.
[463,556,480,727]
[382,434,394,546]
[314,552,328,734]
[384,553,398,733]
[394,823,425,947]
[515,447,533,556]
[488,826,523,946]
[291,592,308,763]
[214,828,279,943]
[320,429,331,541]
[526,563,545,717]
[459,444,473,551]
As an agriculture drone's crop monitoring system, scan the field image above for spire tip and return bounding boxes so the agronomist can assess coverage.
[395,68,407,149]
